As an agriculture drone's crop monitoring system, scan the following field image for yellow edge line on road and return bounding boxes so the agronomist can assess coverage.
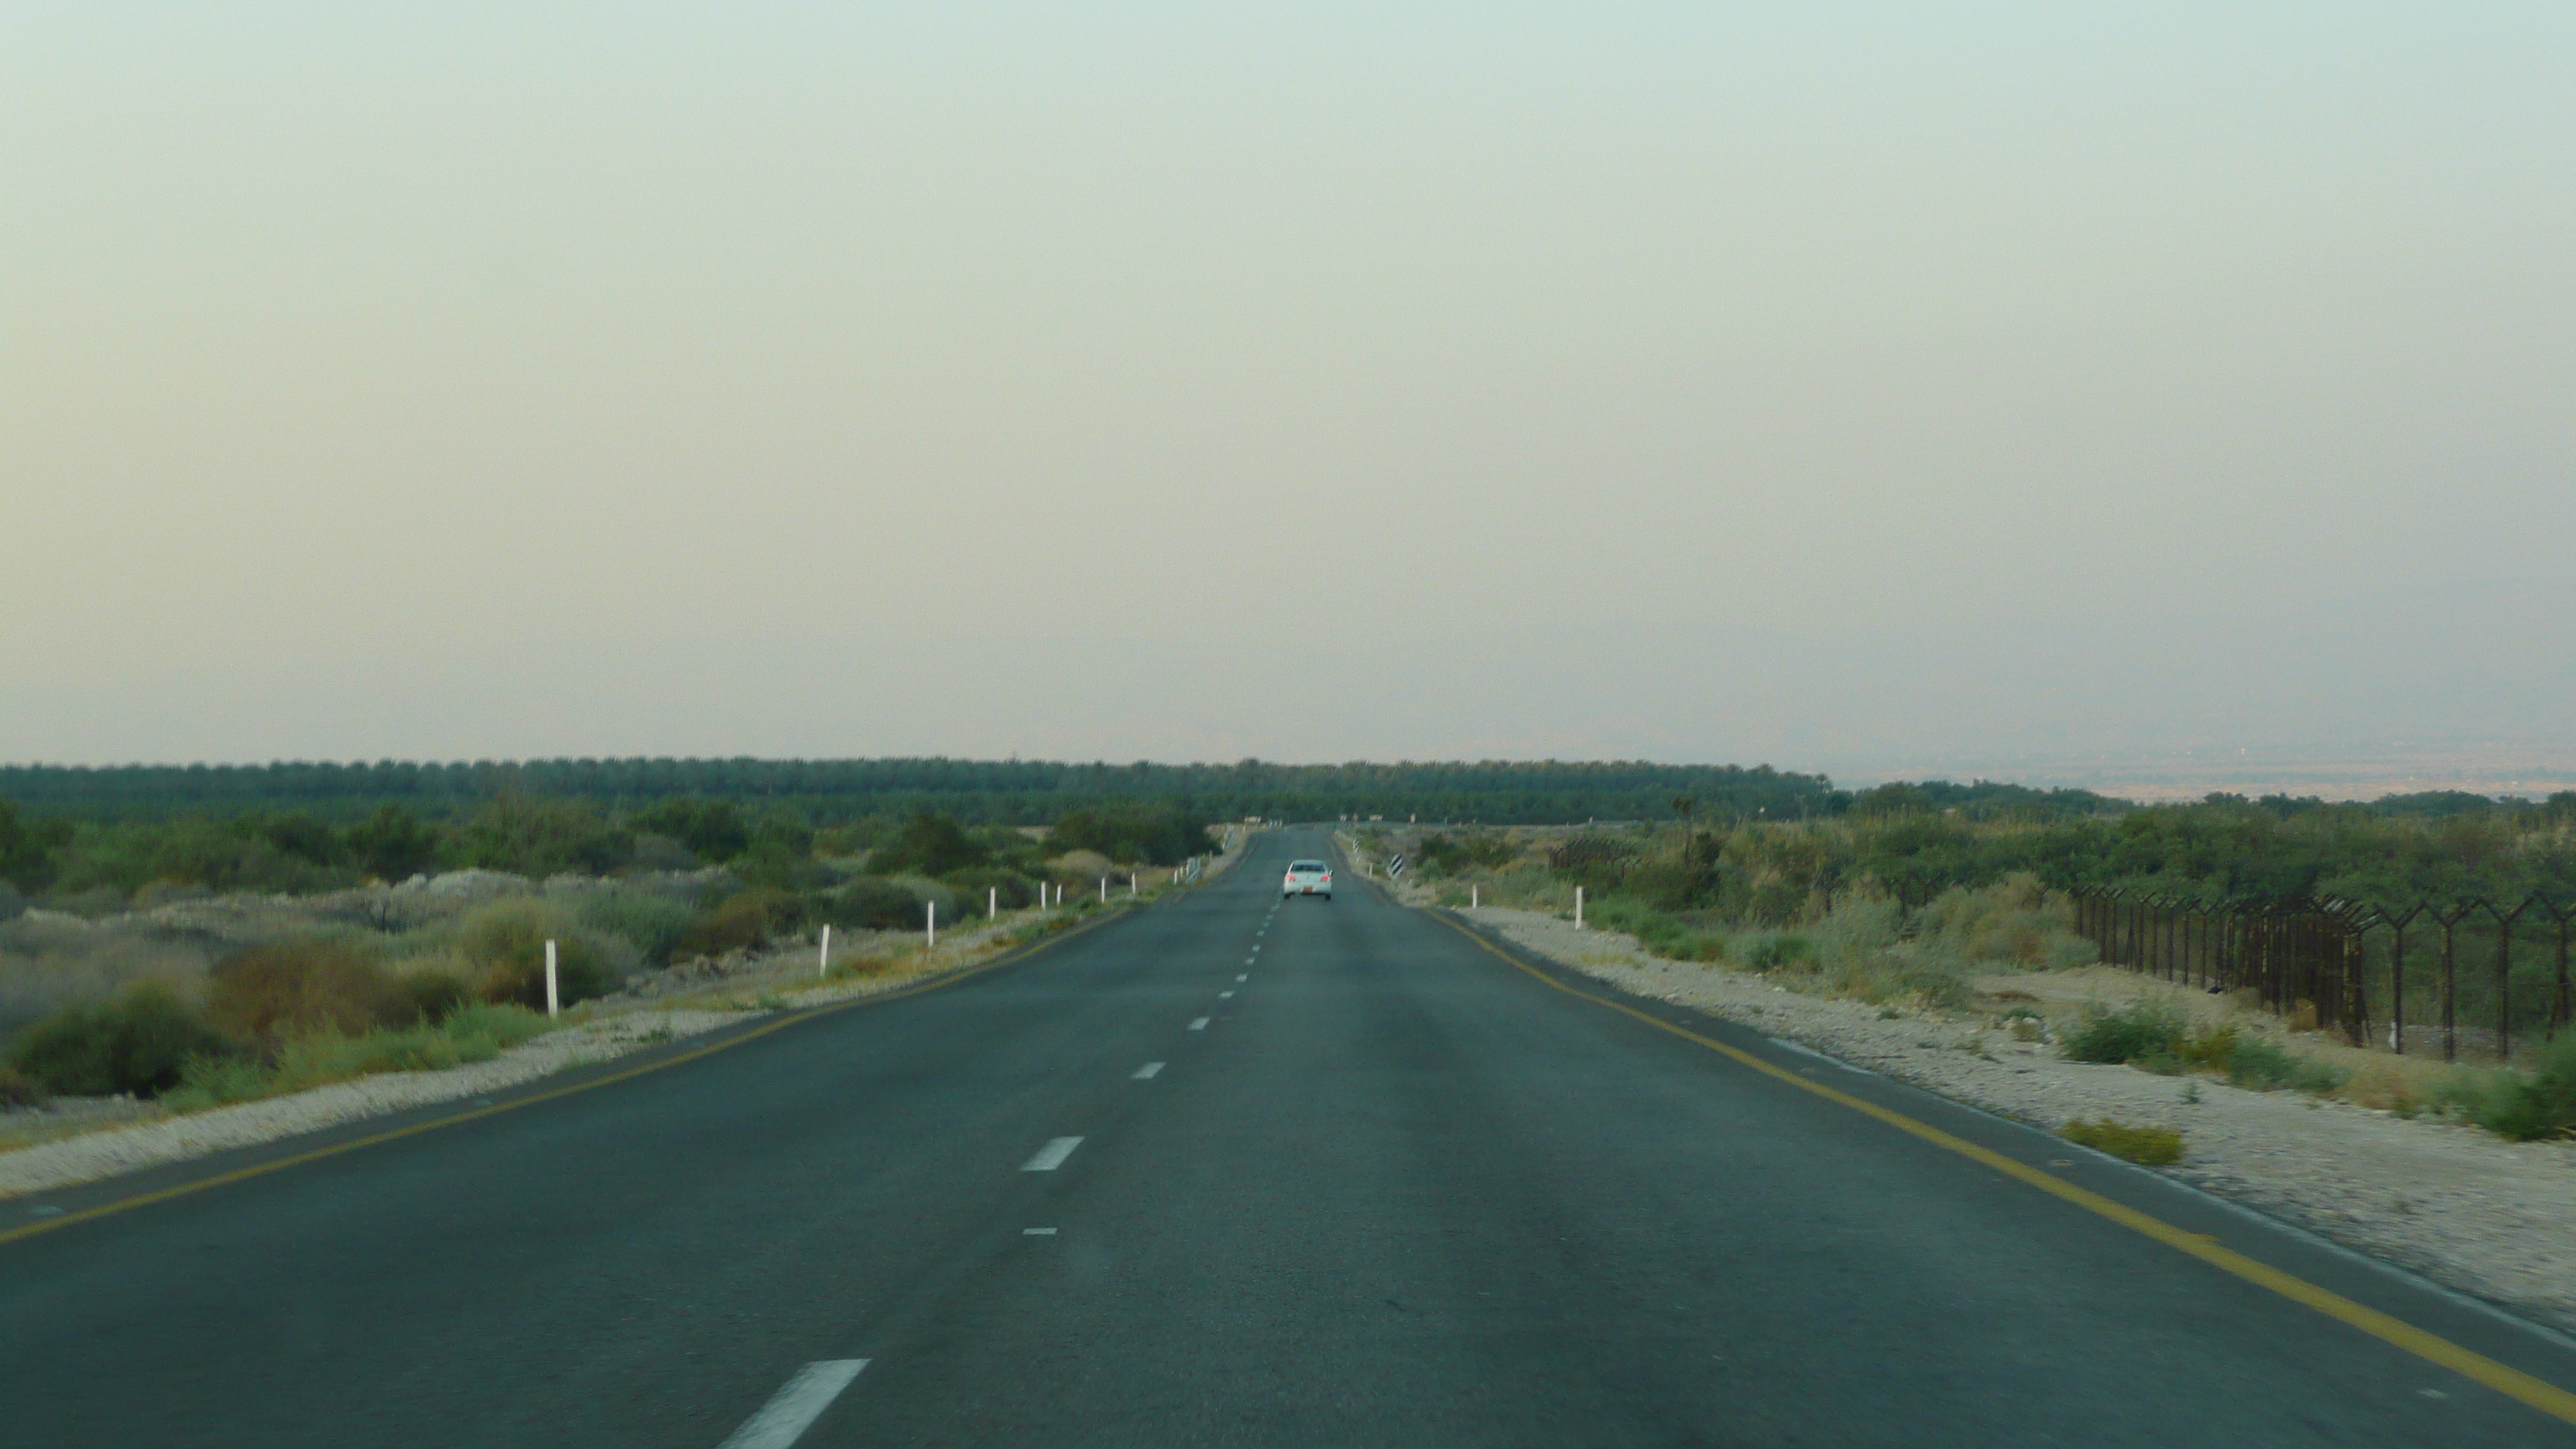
[0,909,1126,1249]
[1433,911,2576,1427]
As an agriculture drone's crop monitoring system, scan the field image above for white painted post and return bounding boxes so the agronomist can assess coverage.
[1471,883,1479,910]
[988,886,998,920]
[1100,876,1107,904]
[544,939,560,1018]
[1129,874,1136,899]
[819,924,832,979]
[927,899,937,948]
[1575,886,1584,930]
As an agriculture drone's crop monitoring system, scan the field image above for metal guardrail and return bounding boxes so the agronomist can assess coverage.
[2073,887,2576,1063]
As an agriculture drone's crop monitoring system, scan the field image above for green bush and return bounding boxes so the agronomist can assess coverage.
[2062,1118,2185,1166]
[577,889,702,965]
[455,898,622,1007]
[206,940,409,1049]
[2061,1001,2188,1066]
[815,879,927,932]
[2193,1027,2348,1094]
[164,1003,551,1111]
[5,984,237,1098]
[1734,933,1814,971]
[868,812,988,876]
[2449,1033,2576,1141]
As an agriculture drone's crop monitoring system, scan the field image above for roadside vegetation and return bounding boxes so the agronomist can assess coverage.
[0,790,1228,1117]
[1384,786,2576,1141]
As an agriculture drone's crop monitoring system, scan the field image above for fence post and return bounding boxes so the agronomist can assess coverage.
[820,924,831,980]
[2492,899,2526,1063]
[1576,886,1585,930]
[2556,906,2574,1041]
[990,886,998,920]
[544,939,560,1019]
[927,899,937,949]
[2437,906,2464,1063]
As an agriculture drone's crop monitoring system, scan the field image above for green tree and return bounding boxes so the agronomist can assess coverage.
[344,803,439,880]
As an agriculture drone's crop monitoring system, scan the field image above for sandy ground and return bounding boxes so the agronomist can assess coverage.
[1456,902,2576,1334]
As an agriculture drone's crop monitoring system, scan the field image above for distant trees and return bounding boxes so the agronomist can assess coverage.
[1047,804,1210,866]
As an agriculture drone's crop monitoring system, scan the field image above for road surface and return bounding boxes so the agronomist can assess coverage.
[6,828,2576,1446]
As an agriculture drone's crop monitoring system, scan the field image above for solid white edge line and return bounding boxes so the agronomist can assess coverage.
[1021,1136,1084,1171]
[1189,1016,1210,1030]
[716,1359,868,1449]
[1132,1061,1165,1079]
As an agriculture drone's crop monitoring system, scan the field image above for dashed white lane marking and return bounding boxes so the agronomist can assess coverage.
[1024,1227,1058,1236]
[1132,1061,1166,1079]
[716,1360,868,1449]
[1189,1017,1211,1031]
[1235,974,1248,982]
[1219,991,1235,999]
[1022,1136,1084,1172]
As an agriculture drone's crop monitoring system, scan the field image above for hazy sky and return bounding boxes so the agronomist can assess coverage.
[5,3,2571,778]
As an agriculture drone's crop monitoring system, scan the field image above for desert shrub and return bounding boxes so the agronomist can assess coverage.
[1045,850,1115,892]
[2061,1000,2189,1067]
[206,940,410,1049]
[2062,1118,2185,1166]
[1916,875,2094,970]
[942,866,1036,914]
[0,913,214,1037]
[0,1063,44,1107]
[817,879,924,933]
[5,984,237,1097]
[402,968,473,1024]
[454,898,623,1007]
[671,887,804,959]
[577,889,702,965]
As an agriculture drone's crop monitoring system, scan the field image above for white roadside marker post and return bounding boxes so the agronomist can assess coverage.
[989,886,998,920]
[819,924,831,979]
[1471,884,1478,910]
[544,939,560,1018]
[927,899,937,949]
[1100,876,1107,904]
[1129,874,1136,900]
[1575,886,1584,930]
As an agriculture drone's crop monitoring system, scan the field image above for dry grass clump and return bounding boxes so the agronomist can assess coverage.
[2063,1118,2186,1166]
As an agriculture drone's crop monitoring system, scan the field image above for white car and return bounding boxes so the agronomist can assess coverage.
[1281,860,1334,899]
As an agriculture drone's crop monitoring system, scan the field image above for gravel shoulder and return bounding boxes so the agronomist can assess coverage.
[1454,900,2576,1335]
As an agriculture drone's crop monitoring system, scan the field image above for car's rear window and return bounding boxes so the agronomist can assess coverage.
[1289,861,1328,872]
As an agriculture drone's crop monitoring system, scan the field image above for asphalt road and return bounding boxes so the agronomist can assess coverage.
[9,827,2576,1446]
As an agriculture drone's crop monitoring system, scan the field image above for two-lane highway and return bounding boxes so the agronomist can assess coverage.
[7,829,2576,1445]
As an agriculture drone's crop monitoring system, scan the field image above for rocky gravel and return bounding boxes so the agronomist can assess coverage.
[1461,903,2576,1335]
